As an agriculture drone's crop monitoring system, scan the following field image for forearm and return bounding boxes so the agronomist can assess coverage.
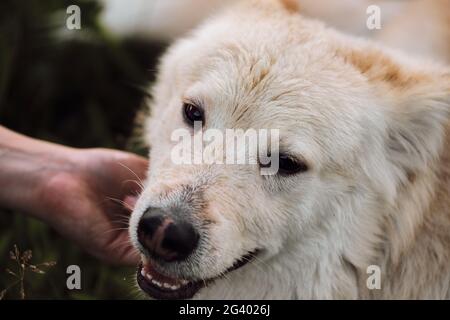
[0,126,76,216]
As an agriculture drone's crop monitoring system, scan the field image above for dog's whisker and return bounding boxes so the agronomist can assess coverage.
[123,179,145,192]
[102,227,130,235]
[118,162,146,189]
[109,239,135,250]
[106,196,135,211]
[110,218,130,225]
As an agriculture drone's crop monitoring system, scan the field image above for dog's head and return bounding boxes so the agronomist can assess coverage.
[129,0,450,299]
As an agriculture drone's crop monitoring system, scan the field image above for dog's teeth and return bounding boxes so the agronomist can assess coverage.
[141,268,185,290]
[152,279,163,287]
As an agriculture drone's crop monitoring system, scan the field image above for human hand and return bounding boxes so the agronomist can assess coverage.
[35,148,148,266]
[0,127,148,266]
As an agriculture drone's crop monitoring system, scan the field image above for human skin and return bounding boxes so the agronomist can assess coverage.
[0,126,148,265]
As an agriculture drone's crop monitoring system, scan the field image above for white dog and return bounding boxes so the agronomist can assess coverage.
[128,0,450,299]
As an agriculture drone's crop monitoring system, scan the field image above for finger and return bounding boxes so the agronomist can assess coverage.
[124,195,138,211]
[115,152,149,177]
[107,232,140,266]
[116,157,149,193]
[121,248,140,266]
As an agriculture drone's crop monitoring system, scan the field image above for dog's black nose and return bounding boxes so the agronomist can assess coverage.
[137,208,199,262]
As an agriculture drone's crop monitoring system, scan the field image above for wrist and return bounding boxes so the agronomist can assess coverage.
[0,126,75,157]
[0,127,79,217]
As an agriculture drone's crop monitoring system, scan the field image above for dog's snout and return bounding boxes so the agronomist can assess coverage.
[137,208,199,262]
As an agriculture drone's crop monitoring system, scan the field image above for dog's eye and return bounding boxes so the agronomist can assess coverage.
[261,153,308,175]
[278,154,308,175]
[183,102,204,126]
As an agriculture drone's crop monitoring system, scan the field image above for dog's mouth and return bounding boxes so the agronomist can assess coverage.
[136,250,259,299]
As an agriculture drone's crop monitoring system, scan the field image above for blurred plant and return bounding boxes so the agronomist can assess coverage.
[1,245,56,300]
[0,0,165,149]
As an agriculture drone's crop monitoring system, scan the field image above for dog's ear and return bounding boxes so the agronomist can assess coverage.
[385,79,449,175]
[342,46,450,174]
[244,0,300,13]
[278,0,300,12]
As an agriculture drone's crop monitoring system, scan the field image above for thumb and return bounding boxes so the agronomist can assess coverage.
[123,195,138,211]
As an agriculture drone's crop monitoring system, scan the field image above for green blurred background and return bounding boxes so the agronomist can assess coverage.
[0,0,167,299]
